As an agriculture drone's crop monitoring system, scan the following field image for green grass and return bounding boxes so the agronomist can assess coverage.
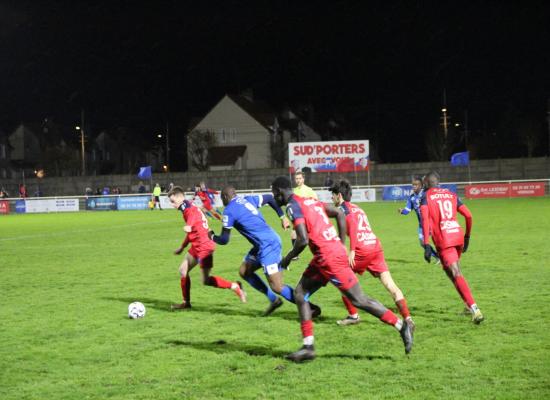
[1,198,550,399]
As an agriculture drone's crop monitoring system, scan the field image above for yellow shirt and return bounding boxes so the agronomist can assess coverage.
[293,184,318,199]
[153,186,161,196]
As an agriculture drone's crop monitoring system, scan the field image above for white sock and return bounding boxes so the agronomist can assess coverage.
[231,283,238,290]
[350,313,359,319]
[470,304,479,313]
[303,336,314,346]
[394,319,403,331]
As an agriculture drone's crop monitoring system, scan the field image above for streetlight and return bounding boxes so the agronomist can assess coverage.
[76,125,85,175]
[157,130,170,172]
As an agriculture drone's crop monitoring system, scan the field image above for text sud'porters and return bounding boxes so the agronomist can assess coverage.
[289,140,369,173]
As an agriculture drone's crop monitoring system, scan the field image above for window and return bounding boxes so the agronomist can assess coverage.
[219,129,226,143]
[230,129,237,143]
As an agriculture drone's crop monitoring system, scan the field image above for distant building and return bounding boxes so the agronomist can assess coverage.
[0,129,15,179]
[188,93,322,171]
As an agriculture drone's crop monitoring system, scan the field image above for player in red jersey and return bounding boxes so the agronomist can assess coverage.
[420,172,484,323]
[167,186,246,309]
[193,182,222,220]
[271,176,413,362]
[330,180,414,328]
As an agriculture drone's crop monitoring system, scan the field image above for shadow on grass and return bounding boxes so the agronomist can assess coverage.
[103,296,330,323]
[385,258,419,265]
[166,339,394,361]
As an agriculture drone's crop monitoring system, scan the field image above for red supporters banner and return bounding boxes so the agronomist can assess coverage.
[288,140,369,173]
[0,200,9,214]
[465,182,545,199]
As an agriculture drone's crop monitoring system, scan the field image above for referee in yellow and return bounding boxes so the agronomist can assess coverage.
[290,171,318,257]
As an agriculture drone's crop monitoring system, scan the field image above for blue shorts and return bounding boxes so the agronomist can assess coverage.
[244,242,282,276]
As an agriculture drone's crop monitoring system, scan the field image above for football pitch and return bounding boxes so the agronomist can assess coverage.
[1,198,549,399]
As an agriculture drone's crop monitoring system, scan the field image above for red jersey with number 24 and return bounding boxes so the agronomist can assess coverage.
[420,188,465,249]
[286,194,346,258]
[180,200,215,253]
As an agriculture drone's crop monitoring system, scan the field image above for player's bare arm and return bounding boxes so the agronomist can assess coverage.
[282,223,308,268]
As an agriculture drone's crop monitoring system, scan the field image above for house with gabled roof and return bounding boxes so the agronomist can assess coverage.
[188,92,322,170]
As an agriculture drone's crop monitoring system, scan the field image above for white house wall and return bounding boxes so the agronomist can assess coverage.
[190,95,271,170]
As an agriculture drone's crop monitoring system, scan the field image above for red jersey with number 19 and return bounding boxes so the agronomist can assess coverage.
[180,200,215,254]
[286,195,345,258]
[420,188,469,249]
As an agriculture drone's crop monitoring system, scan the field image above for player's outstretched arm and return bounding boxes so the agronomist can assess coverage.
[282,223,308,268]
[324,204,347,244]
[209,227,232,245]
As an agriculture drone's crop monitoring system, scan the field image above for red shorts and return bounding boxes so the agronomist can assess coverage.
[188,246,214,269]
[438,246,462,269]
[303,252,358,291]
[353,250,388,277]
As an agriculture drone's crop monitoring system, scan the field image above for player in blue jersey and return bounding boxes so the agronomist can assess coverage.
[209,186,321,316]
[398,176,439,263]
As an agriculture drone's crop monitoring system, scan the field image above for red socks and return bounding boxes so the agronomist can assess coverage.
[301,320,314,338]
[380,310,399,326]
[206,276,233,289]
[453,276,475,307]
[180,276,191,303]
[342,295,358,316]
[395,298,411,319]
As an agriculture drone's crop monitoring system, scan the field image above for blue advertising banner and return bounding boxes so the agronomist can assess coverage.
[86,197,117,211]
[117,196,150,210]
[382,184,457,201]
[15,199,26,213]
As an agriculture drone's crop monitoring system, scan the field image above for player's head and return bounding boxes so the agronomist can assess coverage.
[271,176,293,206]
[167,186,185,209]
[221,185,236,206]
[411,175,423,194]
[294,171,305,187]
[330,180,352,205]
[424,171,440,188]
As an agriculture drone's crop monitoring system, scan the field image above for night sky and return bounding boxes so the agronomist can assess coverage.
[1,1,549,163]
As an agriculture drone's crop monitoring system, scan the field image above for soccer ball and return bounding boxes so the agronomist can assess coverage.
[128,301,146,319]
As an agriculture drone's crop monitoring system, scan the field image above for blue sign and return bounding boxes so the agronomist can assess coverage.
[15,200,26,213]
[383,184,458,201]
[86,197,117,211]
[117,196,150,210]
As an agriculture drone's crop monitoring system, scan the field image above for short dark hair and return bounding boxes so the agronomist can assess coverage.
[167,186,185,197]
[412,175,423,183]
[271,176,292,190]
[330,179,352,201]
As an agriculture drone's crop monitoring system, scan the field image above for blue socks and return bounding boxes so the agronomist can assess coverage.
[280,285,295,303]
[245,273,278,302]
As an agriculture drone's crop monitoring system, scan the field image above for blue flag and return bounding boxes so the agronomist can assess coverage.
[137,166,152,179]
[450,151,469,166]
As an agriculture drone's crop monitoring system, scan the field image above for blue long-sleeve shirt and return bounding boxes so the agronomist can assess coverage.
[400,190,424,225]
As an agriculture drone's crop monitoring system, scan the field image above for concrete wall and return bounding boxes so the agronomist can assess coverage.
[1,157,548,196]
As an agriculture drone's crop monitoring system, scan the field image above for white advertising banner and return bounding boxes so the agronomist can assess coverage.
[316,188,376,203]
[288,140,369,173]
[24,198,79,213]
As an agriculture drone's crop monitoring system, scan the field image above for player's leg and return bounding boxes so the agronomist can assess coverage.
[204,202,221,220]
[342,283,414,354]
[238,251,280,314]
[200,253,247,302]
[286,274,325,362]
[443,254,483,324]
[172,253,198,310]
[379,271,414,328]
